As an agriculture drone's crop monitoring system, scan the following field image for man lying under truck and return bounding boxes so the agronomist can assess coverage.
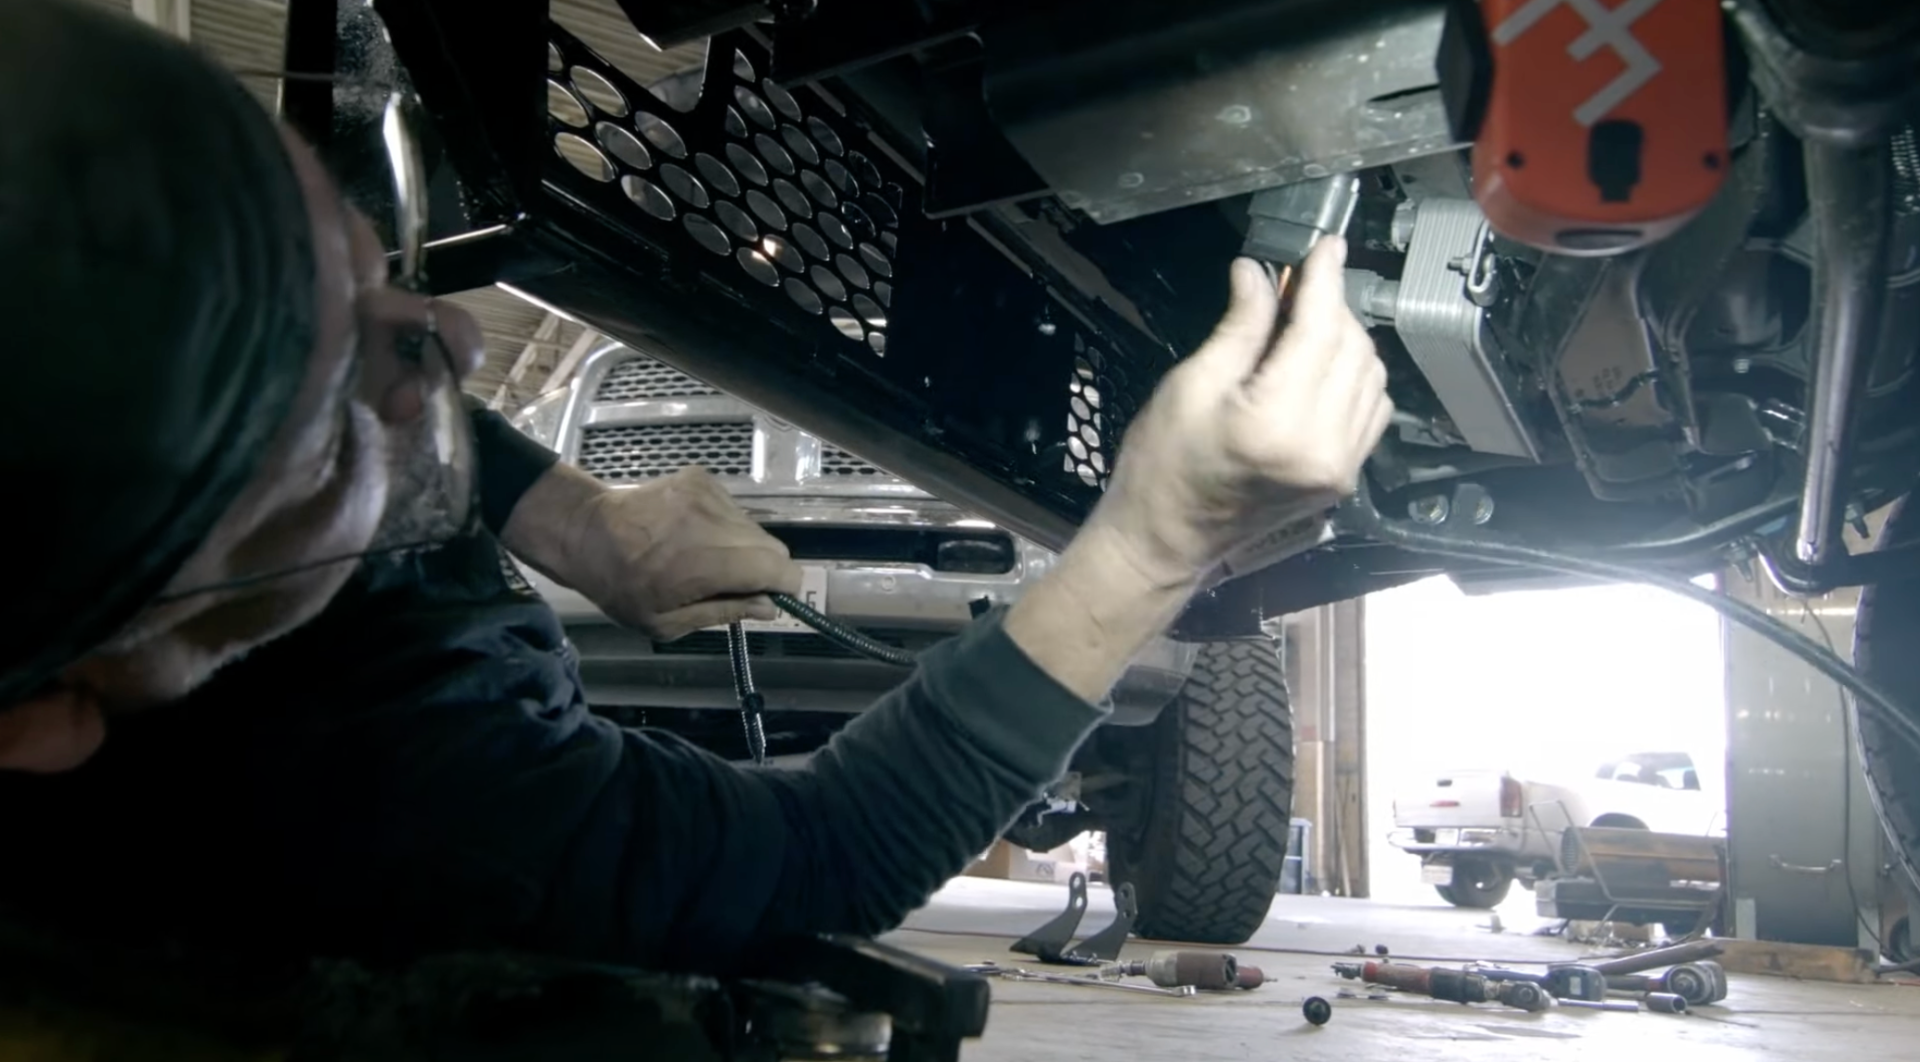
[0,0,1390,973]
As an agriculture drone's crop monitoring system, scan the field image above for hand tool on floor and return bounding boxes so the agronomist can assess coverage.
[1111,951,1238,990]
[1330,961,1548,1013]
[1478,963,1607,1002]
[966,964,1196,998]
[1558,999,1642,1013]
[1583,940,1725,976]
[1605,961,1728,1006]
[1493,981,1553,1013]
[1642,992,1689,1015]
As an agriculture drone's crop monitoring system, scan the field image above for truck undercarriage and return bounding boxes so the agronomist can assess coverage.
[11,2,1920,1058]
[321,0,1920,627]
[282,0,1920,926]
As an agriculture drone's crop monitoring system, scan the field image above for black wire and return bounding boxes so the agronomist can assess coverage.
[725,621,768,766]
[769,592,919,667]
[718,594,921,764]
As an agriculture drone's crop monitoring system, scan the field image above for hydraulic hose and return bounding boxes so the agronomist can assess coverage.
[756,500,1920,762]
[1338,497,1920,757]
[725,621,769,765]
[724,594,917,765]
[769,591,919,667]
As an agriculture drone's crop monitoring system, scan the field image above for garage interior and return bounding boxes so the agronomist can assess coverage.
[23,0,1920,1059]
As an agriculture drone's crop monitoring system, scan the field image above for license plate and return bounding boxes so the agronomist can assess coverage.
[1421,863,1455,886]
[726,566,828,634]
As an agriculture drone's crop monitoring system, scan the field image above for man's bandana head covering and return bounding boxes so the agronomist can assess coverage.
[0,0,315,705]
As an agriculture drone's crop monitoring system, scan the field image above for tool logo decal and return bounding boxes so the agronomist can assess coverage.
[1492,0,1668,127]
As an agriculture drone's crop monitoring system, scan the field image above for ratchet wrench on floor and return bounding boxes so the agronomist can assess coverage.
[965,964,1198,997]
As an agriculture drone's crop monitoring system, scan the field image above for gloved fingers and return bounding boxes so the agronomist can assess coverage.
[1250,236,1352,398]
[653,547,805,611]
[1360,391,1395,459]
[648,594,779,643]
[1342,322,1387,428]
[1188,257,1281,380]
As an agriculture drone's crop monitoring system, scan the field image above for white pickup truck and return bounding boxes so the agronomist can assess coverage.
[1389,752,1724,908]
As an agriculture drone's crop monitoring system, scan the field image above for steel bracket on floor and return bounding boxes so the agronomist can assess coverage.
[1008,874,1137,965]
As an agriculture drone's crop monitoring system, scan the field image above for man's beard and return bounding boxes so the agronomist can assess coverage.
[363,405,475,555]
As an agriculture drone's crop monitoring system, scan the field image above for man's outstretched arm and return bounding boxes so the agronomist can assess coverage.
[355,239,1386,969]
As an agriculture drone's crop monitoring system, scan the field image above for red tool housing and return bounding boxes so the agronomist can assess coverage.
[1470,0,1729,255]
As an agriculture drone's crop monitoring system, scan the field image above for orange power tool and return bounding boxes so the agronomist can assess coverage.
[1442,0,1730,255]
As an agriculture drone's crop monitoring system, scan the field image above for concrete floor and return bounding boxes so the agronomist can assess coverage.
[887,878,1920,1060]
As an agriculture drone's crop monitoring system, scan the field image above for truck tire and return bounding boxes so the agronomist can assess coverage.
[1851,496,1920,895]
[1105,640,1293,944]
[1437,859,1513,909]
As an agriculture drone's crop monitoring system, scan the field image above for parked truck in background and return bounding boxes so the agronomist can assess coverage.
[1390,752,1723,908]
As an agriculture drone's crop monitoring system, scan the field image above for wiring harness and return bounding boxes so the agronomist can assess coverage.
[724,493,1920,771]
[1334,494,1920,757]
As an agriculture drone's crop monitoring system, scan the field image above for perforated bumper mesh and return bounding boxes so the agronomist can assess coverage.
[595,356,722,401]
[578,422,755,480]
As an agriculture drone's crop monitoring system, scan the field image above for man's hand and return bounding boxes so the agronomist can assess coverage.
[504,465,803,642]
[1091,236,1391,588]
[1006,237,1390,702]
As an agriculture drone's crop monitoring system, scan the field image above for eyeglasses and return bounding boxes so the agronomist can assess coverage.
[364,89,479,553]
[153,81,478,605]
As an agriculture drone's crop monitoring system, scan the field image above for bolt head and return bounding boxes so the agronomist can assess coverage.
[1472,496,1495,525]
[1408,495,1450,525]
[1038,320,1058,336]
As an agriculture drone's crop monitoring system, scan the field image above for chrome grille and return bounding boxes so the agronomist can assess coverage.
[579,422,755,481]
[820,445,887,478]
[594,356,722,401]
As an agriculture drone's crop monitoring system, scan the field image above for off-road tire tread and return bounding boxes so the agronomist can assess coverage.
[1109,640,1293,944]
[1852,497,1920,893]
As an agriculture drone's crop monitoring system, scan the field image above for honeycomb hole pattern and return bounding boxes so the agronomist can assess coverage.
[715,200,758,241]
[579,422,757,481]
[598,122,652,171]
[821,446,887,477]
[550,29,1147,496]
[570,67,628,117]
[737,246,780,287]
[549,81,590,128]
[556,133,615,182]
[595,356,721,401]
[546,29,904,377]
[1065,344,1121,491]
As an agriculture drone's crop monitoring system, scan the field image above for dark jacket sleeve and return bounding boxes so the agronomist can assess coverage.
[464,394,560,534]
[382,607,1105,972]
[1,520,1105,973]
